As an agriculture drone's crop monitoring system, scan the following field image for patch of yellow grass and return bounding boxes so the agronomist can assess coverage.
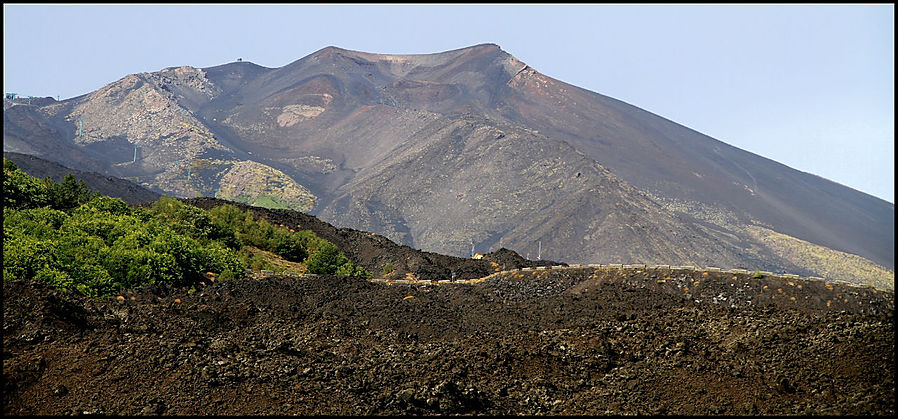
[244,246,306,275]
[745,225,893,290]
[218,160,316,212]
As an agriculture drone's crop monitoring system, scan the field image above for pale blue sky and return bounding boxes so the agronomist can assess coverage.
[3,4,894,203]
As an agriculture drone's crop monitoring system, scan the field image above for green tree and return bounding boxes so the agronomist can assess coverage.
[46,173,98,211]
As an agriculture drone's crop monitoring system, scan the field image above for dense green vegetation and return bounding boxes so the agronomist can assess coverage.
[306,241,370,277]
[3,159,369,298]
[3,160,100,211]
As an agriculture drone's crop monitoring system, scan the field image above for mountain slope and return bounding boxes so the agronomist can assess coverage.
[316,113,780,271]
[296,44,892,271]
[3,44,892,287]
[499,68,895,270]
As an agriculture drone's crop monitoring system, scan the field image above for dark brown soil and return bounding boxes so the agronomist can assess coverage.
[3,263,893,415]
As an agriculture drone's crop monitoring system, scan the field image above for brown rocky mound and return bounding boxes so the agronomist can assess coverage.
[3,265,893,415]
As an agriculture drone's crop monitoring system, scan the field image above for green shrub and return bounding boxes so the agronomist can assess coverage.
[102,246,179,289]
[195,241,246,280]
[148,195,181,219]
[3,159,98,211]
[67,206,127,244]
[55,230,107,269]
[2,235,59,281]
[207,203,247,231]
[148,231,199,285]
[3,207,68,240]
[149,196,235,244]
[70,264,116,298]
[292,229,327,254]
[34,267,74,290]
[218,269,238,282]
[3,159,49,209]
[306,242,347,275]
[383,262,395,275]
[306,241,368,277]
[337,262,372,279]
[170,204,220,240]
[82,195,132,216]
[207,203,322,261]
[4,175,246,296]
[271,229,308,262]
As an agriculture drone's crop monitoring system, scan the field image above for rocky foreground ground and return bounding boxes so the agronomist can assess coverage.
[3,265,894,415]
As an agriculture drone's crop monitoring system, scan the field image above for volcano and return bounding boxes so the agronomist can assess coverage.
[3,43,892,288]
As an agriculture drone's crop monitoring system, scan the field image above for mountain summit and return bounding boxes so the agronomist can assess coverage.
[3,44,893,288]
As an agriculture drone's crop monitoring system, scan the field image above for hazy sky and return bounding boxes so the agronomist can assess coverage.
[3,4,894,203]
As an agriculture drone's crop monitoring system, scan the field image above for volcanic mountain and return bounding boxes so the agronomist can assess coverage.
[3,44,893,288]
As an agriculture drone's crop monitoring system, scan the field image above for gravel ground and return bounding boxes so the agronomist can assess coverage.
[3,265,893,415]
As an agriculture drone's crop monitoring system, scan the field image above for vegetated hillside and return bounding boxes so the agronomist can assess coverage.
[3,44,892,288]
[3,159,369,300]
[183,197,558,282]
